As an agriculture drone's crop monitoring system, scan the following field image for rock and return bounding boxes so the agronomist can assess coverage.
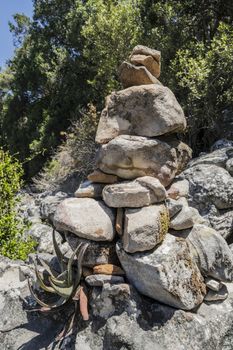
[123,204,169,253]
[183,164,233,210]
[85,274,124,287]
[188,147,232,168]
[170,199,204,230]
[40,191,68,222]
[167,178,190,198]
[205,277,222,292]
[26,223,55,254]
[95,85,187,144]
[130,45,161,65]
[116,208,124,235]
[135,176,167,202]
[65,232,119,267]
[117,234,206,310]
[87,169,118,184]
[103,177,167,208]
[96,135,192,187]
[187,224,233,281]
[226,158,233,175]
[93,264,125,275]
[53,198,116,241]
[130,54,160,77]
[166,198,183,218]
[74,180,104,198]
[90,283,139,320]
[211,139,233,151]
[118,61,161,88]
[103,181,151,208]
[204,284,228,302]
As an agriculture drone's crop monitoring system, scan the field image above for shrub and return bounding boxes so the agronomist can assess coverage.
[34,104,99,192]
[0,149,36,260]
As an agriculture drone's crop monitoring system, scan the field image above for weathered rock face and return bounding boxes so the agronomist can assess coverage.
[130,45,161,68]
[87,169,118,184]
[53,198,116,241]
[187,224,233,282]
[96,85,187,144]
[96,135,192,187]
[169,198,205,230]
[75,180,104,198]
[117,234,206,310]
[65,232,119,267]
[180,148,233,238]
[118,62,161,88]
[123,204,168,253]
[102,177,166,208]
[130,54,160,78]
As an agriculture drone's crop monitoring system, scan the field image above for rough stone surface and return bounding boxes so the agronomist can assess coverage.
[103,181,151,208]
[95,85,187,144]
[87,169,118,184]
[74,180,104,198]
[96,135,192,187]
[118,61,161,88]
[167,179,190,198]
[170,199,205,230]
[204,284,228,302]
[135,176,167,202]
[40,191,68,222]
[93,264,125,275]
[187,224,233,281]
[123,204,168,253]
[226,158,233,176]
[130,54,160,77]
[205,277,222,291]
[130,45,161,64]
[85,274,124,287]
[166,198,183,218]
[65,232,119,267]
[53,198,116,241]
[117,234,206,310]
[180,148,233,238]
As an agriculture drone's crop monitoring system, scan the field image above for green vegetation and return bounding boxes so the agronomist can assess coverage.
[0,149,35,260]
[0,0,233,178]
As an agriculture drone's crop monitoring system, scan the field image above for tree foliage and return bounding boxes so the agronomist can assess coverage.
[0,0,233,178]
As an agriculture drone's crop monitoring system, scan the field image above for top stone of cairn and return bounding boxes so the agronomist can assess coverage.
[96,45,186,144]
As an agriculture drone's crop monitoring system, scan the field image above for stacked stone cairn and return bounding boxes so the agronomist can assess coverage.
[53,45,233,311]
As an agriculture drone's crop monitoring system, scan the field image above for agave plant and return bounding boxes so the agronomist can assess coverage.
[28,229,89,315]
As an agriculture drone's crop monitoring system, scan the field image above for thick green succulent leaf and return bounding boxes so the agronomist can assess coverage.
[28,278,52,308]
[49,277,73,298]
[73,243,89,289]
[67,243,82,286]
[50,271,68,287]
[52,229,66,272]
[38,257,58,278]
[35,264,56,294]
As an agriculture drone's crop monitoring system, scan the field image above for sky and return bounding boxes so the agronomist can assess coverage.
[0,0,33,68]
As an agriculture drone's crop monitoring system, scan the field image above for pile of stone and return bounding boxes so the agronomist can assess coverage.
[53,45,233,311]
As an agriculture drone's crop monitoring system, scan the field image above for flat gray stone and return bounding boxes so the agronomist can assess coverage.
[53,198,116,241]
[204,284,228,302]
[205,277,222,292]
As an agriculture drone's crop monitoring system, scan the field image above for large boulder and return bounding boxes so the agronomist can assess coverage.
[123,204,169,253]
[102,177,166,208]
[53,198,116,241]
[118,62,160,88]
[95,85,187,144]
[180,148,233,238]
[96,135,192,187]
[187,224,233,282]
[117,234,206,310]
